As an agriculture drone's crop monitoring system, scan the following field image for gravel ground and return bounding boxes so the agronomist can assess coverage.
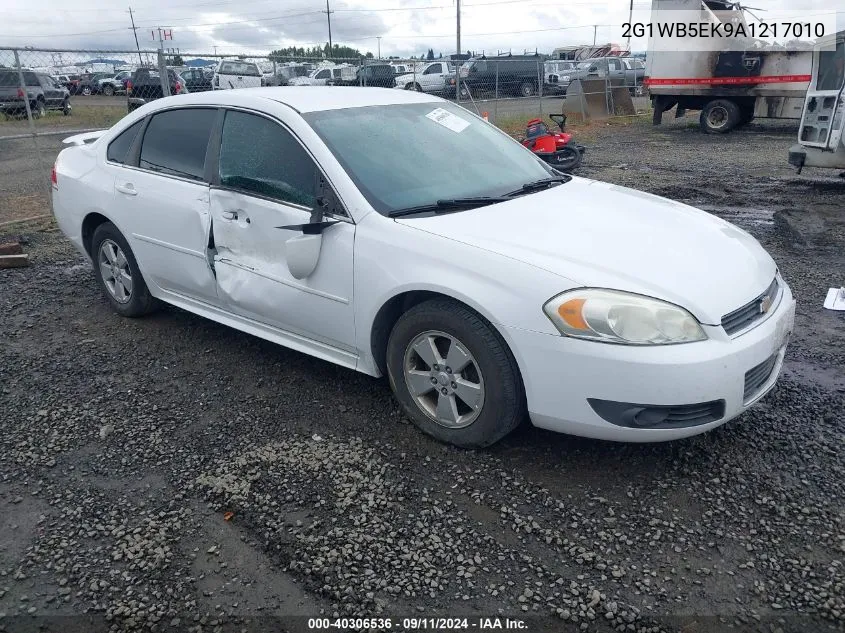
[0,114,843,633]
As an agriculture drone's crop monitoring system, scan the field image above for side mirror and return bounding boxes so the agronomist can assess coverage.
[285,233,323,280]
[277,175,341,279]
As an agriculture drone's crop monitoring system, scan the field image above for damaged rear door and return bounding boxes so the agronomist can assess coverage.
[208,108,356,353]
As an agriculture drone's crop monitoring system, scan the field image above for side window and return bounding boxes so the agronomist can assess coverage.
[609,59,622,71]
[218,110,316,208]
[424,64,442,75]
[23,71,39,86]
[139,108,216,180]
[107,120,144,165]
[317,69,330,79]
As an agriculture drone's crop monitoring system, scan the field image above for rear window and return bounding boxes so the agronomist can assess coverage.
[107,120,144,164]
[0,70,17,87]
[139,108,216,181]
[218,61,261,77]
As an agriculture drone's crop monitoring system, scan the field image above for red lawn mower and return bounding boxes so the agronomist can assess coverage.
[521,113,585,172]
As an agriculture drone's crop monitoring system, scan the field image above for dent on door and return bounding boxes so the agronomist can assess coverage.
[207,189,356,349]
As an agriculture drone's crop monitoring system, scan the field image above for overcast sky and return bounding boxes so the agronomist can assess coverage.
[0,0,842,60]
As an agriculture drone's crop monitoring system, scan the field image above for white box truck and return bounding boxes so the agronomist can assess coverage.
[646,0,813,133]
[788,31,845,173]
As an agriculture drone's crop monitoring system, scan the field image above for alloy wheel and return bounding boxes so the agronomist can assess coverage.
[403,330,485,429]
[98,239,133,304]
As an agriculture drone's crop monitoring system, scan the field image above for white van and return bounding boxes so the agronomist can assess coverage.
[212,60,263,90]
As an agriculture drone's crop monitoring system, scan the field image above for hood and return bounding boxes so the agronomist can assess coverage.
[396,178,777,325]
[289,77,314,86]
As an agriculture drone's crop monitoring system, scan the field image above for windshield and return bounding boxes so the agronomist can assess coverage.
[817,40,845,91]
[304,102,554,215]
[577,61,597,70]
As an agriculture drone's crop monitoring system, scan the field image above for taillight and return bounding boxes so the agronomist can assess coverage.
[17,88,24,98]
[51,164,58,189]
[174,81,182,94]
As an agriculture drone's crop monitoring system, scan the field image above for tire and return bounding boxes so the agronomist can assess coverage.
[32,99,45,119]
[81,86,92,96]
[737,106,755,128]
[549,146,582,172]
[459,84,472,99]
[62,100,72,116]
[519,81,535,97]
[412,82,422,92]
[700,99,741,134]
[386,298,525,448]
[102,84,114,96]
[91,222,158,318]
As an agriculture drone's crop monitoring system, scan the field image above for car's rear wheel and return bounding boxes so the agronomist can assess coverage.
[386,298,525,448]
[102,84,114,96]
[91,222,158,318]
[519,81,535,97]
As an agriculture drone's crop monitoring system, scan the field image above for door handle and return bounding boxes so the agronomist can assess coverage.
[221,210,238,221]
[115,183,137,196]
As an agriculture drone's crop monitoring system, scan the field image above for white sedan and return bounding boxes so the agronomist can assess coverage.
[52,87,796,448]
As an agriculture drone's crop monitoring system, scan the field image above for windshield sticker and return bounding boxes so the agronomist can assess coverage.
[426,108,471,133]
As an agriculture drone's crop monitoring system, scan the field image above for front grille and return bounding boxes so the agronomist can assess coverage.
[588,399,726,430]
[744,353,779,402]
[722,278,779,336]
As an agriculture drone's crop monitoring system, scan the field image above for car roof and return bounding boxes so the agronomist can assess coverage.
[156,86,440,113]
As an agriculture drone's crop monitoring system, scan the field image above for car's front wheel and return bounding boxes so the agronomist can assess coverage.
[102,84,114,96]
[81,86,92,96]
[91,222,158,318]
[386,298,525,448]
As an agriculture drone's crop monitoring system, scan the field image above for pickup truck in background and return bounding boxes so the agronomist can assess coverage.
[569,57,646,95]
[127,68,186,112]
[394,61,455,94]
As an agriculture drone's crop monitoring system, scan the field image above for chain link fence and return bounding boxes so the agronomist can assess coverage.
[0,46,650,227]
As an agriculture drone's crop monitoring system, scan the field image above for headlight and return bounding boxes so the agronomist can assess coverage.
[562,75,570,82]
[543,289,707,345]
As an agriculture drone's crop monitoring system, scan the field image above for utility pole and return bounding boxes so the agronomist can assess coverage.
[627,0,634,50]
[593,24,598,46]
[128,6,143,65]
[456,0,461,101]
[377,36,381,59]
[324,0,334,58]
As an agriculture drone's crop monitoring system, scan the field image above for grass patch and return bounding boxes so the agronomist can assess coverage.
[0,104,126,133]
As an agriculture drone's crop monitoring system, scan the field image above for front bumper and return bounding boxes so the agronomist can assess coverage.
[502,282,796,442]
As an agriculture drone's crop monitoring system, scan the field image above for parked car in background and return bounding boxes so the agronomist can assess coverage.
[99,70,132,97]
[212,60,262,90]
[394,61,455,94]
[289,64,356,86]
[127,68,186,112]
[51,87,795,448]
[273,63,313,86]
[180,68,213,93]
[330,64,396,87]
[62,74,82,94]
[77,72,112,96]
[390,62,416,75]
[0,69,71,118]
[459,54,546,98]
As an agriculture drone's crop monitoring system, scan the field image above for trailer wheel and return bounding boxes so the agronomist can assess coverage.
[700,99,741,134]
